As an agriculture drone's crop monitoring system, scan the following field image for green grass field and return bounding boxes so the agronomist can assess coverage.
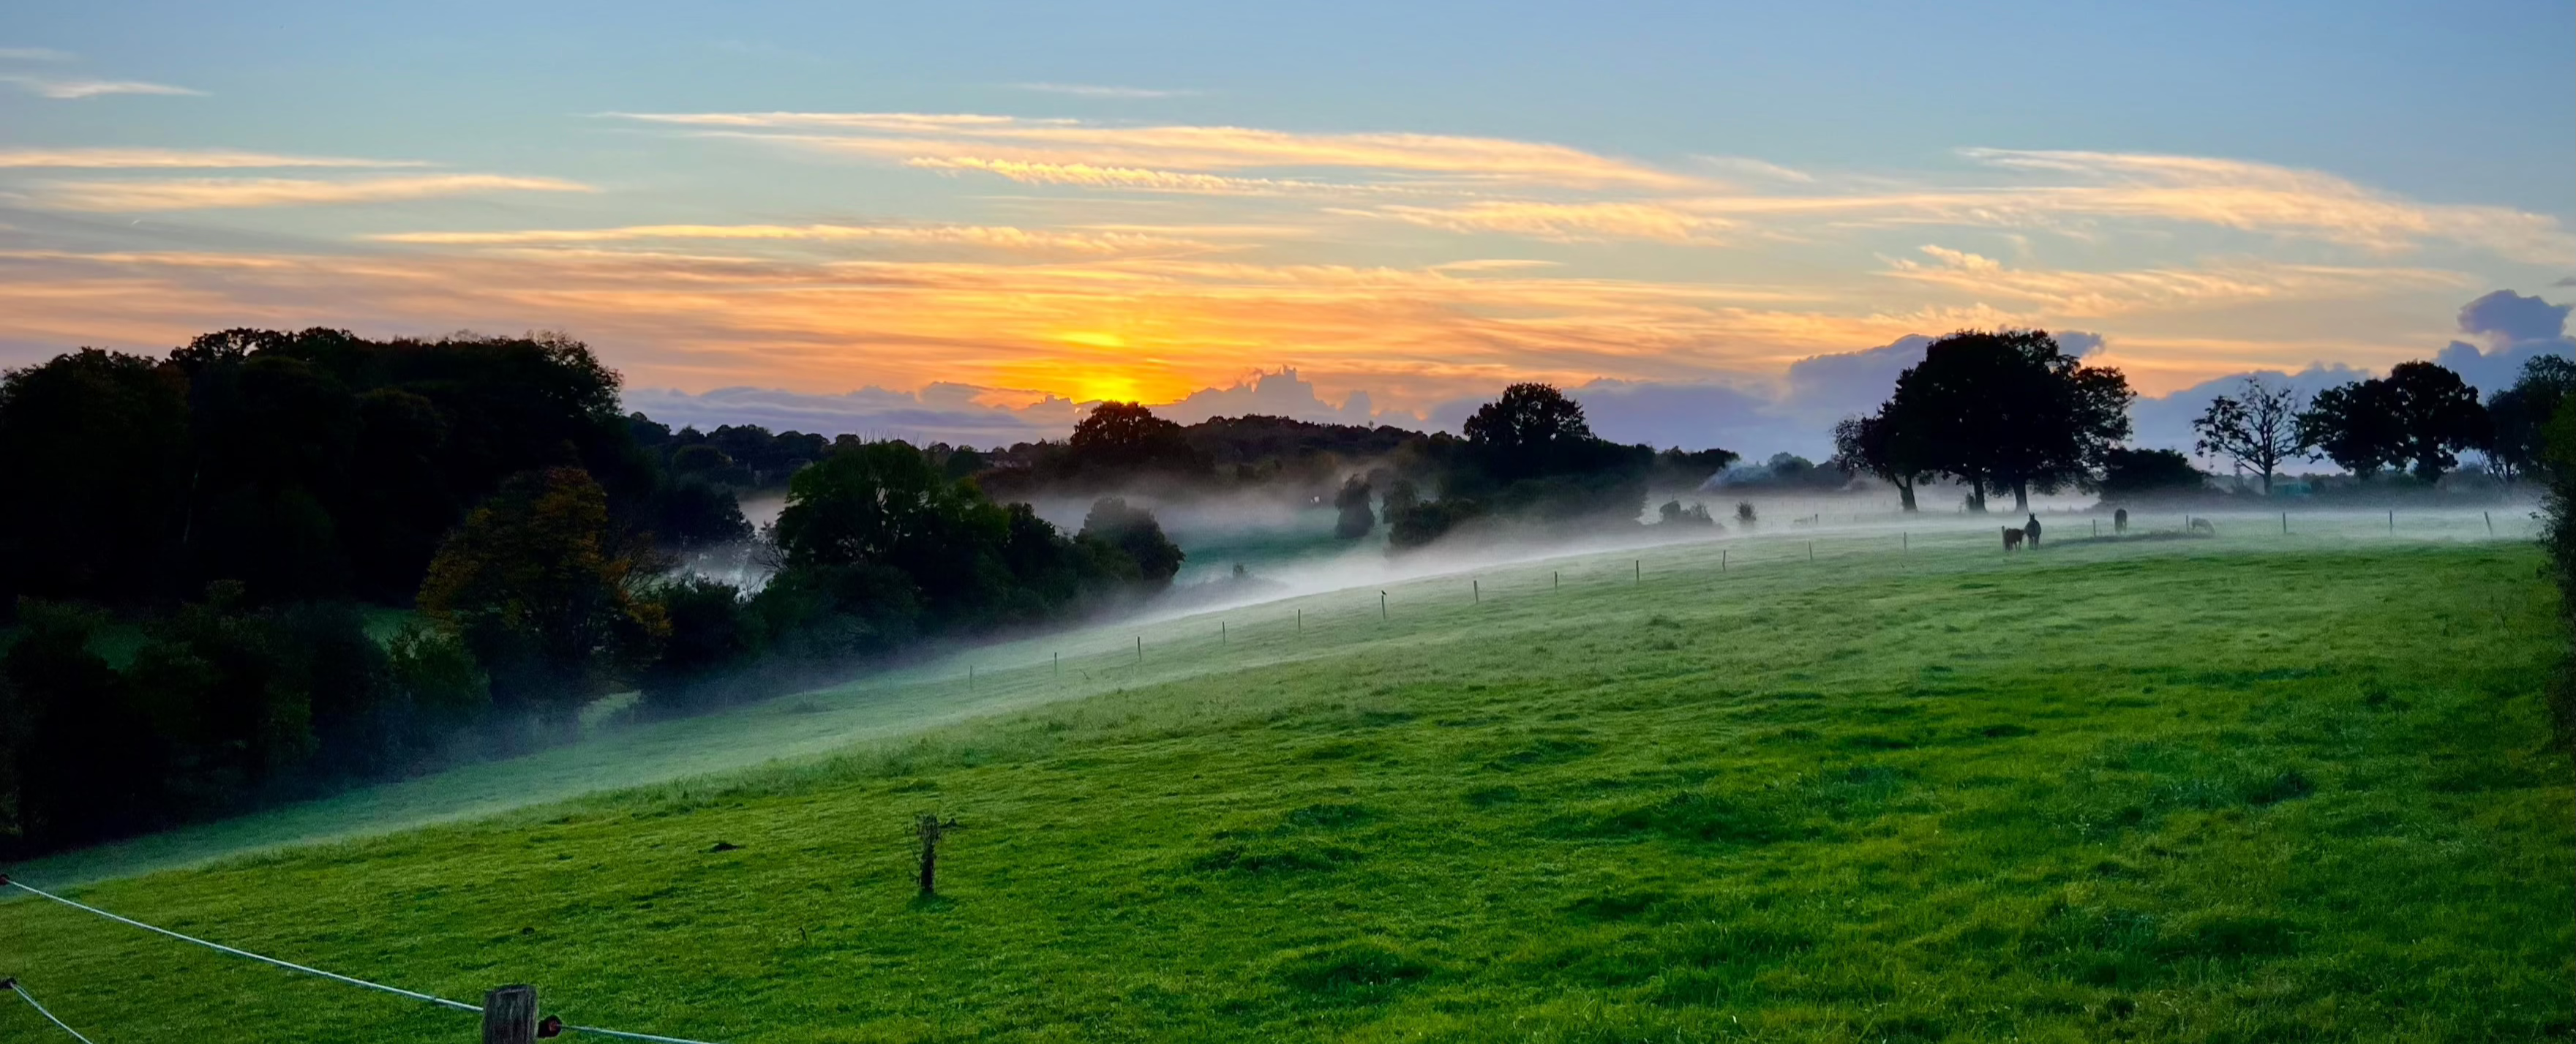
[4,528,2570,1042]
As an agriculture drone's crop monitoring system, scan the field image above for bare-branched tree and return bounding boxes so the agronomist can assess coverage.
[2192,377,2309,496]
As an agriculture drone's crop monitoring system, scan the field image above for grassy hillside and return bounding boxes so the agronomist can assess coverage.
[3,535,2569,1042]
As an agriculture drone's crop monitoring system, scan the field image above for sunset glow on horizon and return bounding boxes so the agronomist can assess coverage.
[4,1,2570,440]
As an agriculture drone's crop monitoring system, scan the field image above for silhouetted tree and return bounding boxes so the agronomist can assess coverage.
[2192,376,2309,496]
[2487,355,2576,483]
[1067,402,1205,475]
[1333,475,1375,539]
[1463,383,1593,478]
[0,350,192,607]
[1880,330,2133,513]
[2098,448,2207,500]
[1079,497,1184,588]
[2298,380,2403,478]
[1831,412,1931,511]
[2302,361,2488,481]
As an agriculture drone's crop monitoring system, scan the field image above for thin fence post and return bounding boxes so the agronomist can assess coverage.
[1472,579,1479,604]
[1220,620,1227,644]
[1552,570,1559,590]
[967,665,974,691]
[1380,591,1388,620]
[1721,549,1727,572]
[1135,635,1143,664]
[1296,609,1302,634]
[2389,508,2395,533]
[1901,532,1907,552]
[2486,511,2495,536]
[2281,512,2287,535]
[2092,519,2098,537]
[1054,652,1059,680]
[1634,560,1640,584]
[484,985,538,1044]
[1807,541,1814,562]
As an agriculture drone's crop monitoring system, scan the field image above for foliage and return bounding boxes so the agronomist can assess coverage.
[1384,495,1484,550]
[418,467,666,723]
[0,329,683,608]
[2097,448,2208,500]
[1065,402,1209,477]
[2542,405,2576,748]
[0,601,166,851]
[1462,383,1595,477]
[1877,329,2133,512]
[1832,412,1931,511]
[1079,497,1186,589]
[2485,355,2576,483]
[1655,500,1716,526]
[2191,376,2309,495]
[1332,476,1375,539]
[2301,361,2489,482]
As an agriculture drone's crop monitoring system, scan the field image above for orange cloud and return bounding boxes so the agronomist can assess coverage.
[1363,201,1731,244]
[1885,245,2471,317]
[619,111,1708,190]
[34,174,593,211]
[369,222,1209,255]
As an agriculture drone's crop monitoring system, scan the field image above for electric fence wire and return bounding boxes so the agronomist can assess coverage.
[5,977,99,1043]
[2,877,723,1043]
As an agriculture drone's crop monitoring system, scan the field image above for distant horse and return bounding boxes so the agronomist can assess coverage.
[2002,527,2025,550]
[2024,514,2043,548]
[2114,508,2128,535]
[2188,517,2217,535]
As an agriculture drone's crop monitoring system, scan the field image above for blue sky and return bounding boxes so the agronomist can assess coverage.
[4,0,2570,448]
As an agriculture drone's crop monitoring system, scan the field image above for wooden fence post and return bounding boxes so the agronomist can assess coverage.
[484,985,537,1044]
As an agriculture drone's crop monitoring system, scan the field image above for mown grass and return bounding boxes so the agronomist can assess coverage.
[3,537,2569,1043]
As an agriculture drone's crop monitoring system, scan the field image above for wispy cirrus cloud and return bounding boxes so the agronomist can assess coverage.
[1954,148,2576,263]
[1362,201,1732,244]
[370,222,1208,255]
[4,75,203,99]
[0,147,427,169]
[615,111,1709,190]
[35,173,592,211]
[1883,244,2470,317]
[0,48,75,61]
[1008,83,1198,99]
[907,156,1373,196]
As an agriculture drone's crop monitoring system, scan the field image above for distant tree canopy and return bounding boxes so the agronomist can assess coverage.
[2299,360,2489,481]
[1067,402,1208,475]
[1874,329,2133,513]
[2098,448,2207,501]
[0,328,667,609]
[1333,475,1376,539]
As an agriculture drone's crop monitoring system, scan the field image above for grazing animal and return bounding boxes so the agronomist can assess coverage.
[2188,517,2217,535]
[2024,514,2043,548]
[2114,507,2128,534]
[2002,526,2025,550]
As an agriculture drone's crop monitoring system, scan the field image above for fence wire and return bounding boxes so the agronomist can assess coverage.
[5,977,99,1043]
[4,877,724,1043]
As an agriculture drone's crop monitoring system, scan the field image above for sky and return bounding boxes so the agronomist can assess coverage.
[4,1,2572,456]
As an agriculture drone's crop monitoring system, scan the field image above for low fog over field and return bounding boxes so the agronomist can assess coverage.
[14,497,2533,887]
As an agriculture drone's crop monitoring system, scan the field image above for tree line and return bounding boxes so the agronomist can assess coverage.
[1828,328,2569,511]
[0,329,1182,855]
[2193,356,2575,492]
